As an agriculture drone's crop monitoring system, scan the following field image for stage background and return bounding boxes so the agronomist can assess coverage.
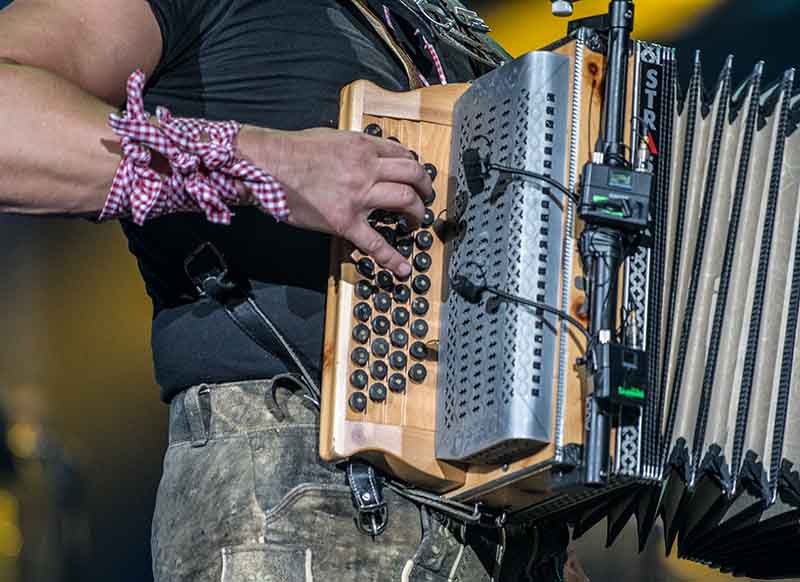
[0,1,798,581]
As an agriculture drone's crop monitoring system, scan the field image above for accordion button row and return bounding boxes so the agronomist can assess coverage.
[347,124,438,415]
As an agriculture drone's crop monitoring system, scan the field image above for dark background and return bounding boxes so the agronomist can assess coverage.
[0,1,797,581]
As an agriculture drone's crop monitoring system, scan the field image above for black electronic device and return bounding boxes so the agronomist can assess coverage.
[589,342,648,408]
[578,162,653,231]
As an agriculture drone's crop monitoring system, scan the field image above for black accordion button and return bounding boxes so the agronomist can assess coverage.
[393,284,411,303]
[422,189,436,207]
[353,302,372,322]
[389,373,407,393]
[411,319,429,338]
[355,280,373,300]
[409,150,419,161]
[371,360,388,381]
[369,383,388,402]
[390,328,409,348]
[413,252,432,273]
[372,338,390,358]
[412,297,430,317]
[377,226,396,246]
[396,238,414,258]
[351,347,369,367]
[412,274,431,295]
[357,257,375,279]
[392,307,410,326]
[415,231,433,251]
[349,391,368,413]
[387,136,400,143]
[409,363,428,384]
[364,124,382,138]
[422,208,435,228]
[352,324,370,344]
[372,315,390,335]
[410,341,428,360]
[389,351,407,370]
[376,270,394,290]
[373,292,392,312]
[350,369,368,390]
[423,163,438,181]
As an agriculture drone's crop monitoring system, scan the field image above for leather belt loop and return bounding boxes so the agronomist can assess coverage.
[184,384,211,448]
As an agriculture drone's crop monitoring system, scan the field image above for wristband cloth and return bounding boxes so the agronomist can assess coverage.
[100,70,289,225]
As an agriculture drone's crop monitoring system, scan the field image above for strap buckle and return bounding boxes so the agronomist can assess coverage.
[347,462,389,537]
[184,242,239,299]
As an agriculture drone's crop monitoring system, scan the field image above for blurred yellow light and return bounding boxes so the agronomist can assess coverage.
[483,0,724,57]
[7,423,38,460]
[0,491,17,523]
[0,520,22,559]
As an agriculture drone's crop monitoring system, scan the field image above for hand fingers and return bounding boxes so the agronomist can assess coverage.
[349,221,412,279]
[376,158,433,200]
[368,135,417,159]
[365,182,425,225]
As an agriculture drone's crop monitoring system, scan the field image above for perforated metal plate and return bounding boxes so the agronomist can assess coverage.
[436,52,571,464]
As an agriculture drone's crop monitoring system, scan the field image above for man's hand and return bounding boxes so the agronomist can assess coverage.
[242,127,432,278]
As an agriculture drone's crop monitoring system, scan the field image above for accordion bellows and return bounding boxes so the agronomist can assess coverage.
[626,49,800,576]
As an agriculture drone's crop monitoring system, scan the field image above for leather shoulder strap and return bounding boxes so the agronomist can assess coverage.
[348,0,426,89]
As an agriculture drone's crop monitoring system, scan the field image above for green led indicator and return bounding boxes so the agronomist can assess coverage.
[593,195,610,202]
[604,210,625,217]
[618,386,645,400]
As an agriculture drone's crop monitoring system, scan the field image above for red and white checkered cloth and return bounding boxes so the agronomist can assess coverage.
[100,70,289,225]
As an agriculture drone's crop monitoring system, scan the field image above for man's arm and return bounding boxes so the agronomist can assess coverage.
[0,0,161,215]
[0,0,429,276]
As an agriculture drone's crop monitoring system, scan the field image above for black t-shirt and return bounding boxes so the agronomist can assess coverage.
[132,0,491,402]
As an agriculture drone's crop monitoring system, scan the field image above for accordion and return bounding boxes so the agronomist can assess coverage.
[320,26,800,578]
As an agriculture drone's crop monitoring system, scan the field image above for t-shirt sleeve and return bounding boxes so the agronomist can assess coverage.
[145,0,227,74]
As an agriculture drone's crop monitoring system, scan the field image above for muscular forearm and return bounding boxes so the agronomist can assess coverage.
[0,62,126,216]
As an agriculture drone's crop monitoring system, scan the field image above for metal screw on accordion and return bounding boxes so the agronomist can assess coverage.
[364,123,382,137]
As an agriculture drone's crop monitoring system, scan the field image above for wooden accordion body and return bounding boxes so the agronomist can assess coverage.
[321,28,800,578]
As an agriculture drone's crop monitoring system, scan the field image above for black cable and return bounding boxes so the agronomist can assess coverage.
[449,272,591,343]
[485,286,591,343]
[487,162,581,207]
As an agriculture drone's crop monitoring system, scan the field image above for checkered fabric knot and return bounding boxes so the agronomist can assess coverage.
[100,70,289,225]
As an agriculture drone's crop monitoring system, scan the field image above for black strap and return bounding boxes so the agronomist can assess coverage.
[183,242,321,408]
[347,461,389,537]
